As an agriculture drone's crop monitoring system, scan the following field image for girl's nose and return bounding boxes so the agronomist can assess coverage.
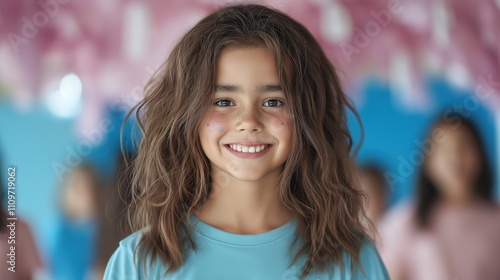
[235,109,263,132]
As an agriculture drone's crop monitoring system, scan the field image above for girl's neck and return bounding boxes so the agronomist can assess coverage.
[438,194,481,208]
[194,167,294,234]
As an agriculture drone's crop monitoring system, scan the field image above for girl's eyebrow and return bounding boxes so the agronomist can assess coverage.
[215,84,282,93]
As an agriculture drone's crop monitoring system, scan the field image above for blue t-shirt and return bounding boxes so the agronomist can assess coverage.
[104,214,389,279]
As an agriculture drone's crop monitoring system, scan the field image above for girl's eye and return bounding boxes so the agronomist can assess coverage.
[263,99,284,107]
[215,99,234,107]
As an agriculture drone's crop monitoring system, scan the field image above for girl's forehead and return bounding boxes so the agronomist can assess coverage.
[217,45,275,64]
[215,47,280,81]
[436,122,471,136]
[432,123,478,149]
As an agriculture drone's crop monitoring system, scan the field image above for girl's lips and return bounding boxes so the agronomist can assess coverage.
[224,144,273,159]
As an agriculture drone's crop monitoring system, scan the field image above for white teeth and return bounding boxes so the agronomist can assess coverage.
[228,144,269,153]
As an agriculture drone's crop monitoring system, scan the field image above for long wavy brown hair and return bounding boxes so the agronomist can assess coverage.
[123,3,370,278]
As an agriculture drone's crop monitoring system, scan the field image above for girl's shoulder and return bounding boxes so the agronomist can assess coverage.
[335,239,390,280]
[103,229,159,280]
[117,228,146,251]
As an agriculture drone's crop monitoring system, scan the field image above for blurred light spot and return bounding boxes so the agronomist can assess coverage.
[46,73,82,118]
[445,61,472,90]
[389,51,414,108]
[432,1,450,47]
[320,1,352,42]
[395,2,430,31]
[122,2,150,61]
[60,73,82,97]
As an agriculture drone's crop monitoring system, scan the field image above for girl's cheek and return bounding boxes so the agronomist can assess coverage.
[202,113,228,135]
[269,115,292,135]
[273,119,290,128]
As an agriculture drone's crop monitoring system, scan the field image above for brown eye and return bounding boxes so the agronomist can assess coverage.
[263,99,283,107]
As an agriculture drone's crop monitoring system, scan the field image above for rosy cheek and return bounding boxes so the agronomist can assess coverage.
[270,116,291,129]
[268,116,292,139]
[202,114,227,134]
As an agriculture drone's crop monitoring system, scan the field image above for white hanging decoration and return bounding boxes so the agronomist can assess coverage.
[445,61,473,91]
[389,50,425,110]
[432,1,450,48]
[320,0,352,43]
[122,2,150,62]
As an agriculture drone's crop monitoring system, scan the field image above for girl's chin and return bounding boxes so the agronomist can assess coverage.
[228,173,267,182]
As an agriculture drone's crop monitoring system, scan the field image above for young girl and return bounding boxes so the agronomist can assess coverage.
[52,163,102,280]
[104,4,389,279]
[378,113,500,280]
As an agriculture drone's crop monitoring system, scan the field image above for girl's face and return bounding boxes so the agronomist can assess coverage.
[359,173,386,221]
[199,46,292,182]
[425,124,481,202]
[62,170,97,221]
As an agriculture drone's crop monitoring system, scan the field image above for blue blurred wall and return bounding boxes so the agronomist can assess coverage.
[0,102,76,260]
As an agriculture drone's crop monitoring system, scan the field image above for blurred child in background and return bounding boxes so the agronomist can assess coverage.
[378,113,500,280]
[358,163,390,225]
[51,163,103,280]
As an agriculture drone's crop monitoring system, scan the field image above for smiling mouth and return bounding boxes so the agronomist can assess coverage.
[225,144,272,153]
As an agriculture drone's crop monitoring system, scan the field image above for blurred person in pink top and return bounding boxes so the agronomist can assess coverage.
[378,113,500,280]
